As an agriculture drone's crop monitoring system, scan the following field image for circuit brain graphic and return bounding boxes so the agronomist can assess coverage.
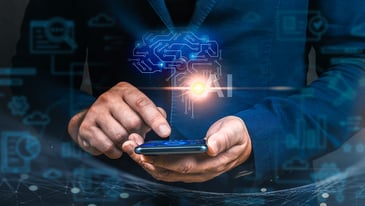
[129,31,222,75]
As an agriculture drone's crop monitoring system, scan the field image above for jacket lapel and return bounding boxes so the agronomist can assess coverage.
[188,0,218,31]
[147,0,174,31]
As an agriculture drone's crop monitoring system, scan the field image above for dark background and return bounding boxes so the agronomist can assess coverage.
[0,0,29,67]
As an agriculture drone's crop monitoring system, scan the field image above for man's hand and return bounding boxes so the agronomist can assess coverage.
[67,82,171,159]
[122,116,252,183]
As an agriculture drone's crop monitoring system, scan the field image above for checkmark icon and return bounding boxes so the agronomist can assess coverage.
[313,20,324,31]
[309,15,327,35]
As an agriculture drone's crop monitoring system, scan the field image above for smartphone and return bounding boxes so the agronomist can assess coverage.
[134,139,207,155]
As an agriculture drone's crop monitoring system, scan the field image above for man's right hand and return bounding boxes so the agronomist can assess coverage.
[67,82,171,159]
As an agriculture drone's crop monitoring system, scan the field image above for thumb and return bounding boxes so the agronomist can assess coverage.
[206,132,236,157]
[205,116,246,157]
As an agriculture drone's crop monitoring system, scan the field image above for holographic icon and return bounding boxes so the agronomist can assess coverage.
[22,111,50,126]
[286,117,327,150]
[320,46,365,55]
[61,142,90,158]
[42,168,63,179]
[277,11,327,41]
[355,144,365,153]
[7,96,29,116]
[88,13,115,28]
[282,156,309,170]
[339,116,362,132]
[72,168,121,202]
[308,15,328,37]
[327,71,356,106]
[0,67,36,87]
[342,143,352,153]
[30,17,77,54]
[1,131,41,173]
[241,12,261,24]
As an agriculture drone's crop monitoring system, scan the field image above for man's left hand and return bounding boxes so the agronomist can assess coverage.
[122,116,252,183]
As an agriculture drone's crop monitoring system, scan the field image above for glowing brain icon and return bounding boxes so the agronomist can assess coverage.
[129,31,222,77]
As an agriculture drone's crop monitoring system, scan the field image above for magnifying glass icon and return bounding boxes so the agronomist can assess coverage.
[45,17,78,50]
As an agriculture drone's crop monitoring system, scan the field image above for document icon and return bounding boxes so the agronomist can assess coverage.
[1,131,41,173]
[30,17,77,54]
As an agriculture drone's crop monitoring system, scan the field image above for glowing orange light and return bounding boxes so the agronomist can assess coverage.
[190,81,207,95]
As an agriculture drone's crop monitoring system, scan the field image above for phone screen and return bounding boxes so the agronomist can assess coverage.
[134,139,207,155]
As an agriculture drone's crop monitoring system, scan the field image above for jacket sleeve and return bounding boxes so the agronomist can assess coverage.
[236,0,365,179]
[11,0,96,130]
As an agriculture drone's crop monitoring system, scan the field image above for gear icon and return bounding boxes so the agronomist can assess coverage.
[8,96,30,116]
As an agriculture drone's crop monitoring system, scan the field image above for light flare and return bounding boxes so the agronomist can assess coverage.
[185,76,212,100]
[190,81,208,96]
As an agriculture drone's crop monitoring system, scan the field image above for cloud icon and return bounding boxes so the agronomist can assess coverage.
[43,168,63,179]
[88,13,115,28]
[282,157,309,170]
[241,12,261,24]
[23,111,50,125]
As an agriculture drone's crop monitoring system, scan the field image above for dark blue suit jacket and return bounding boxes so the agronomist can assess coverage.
[11,0,365,191]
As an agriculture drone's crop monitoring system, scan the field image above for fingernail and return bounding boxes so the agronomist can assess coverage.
[158,124,170,137]
[82,140,90,147]
[207,139,217,156]
[135,136,144,145]
[129,133,143,145]
[123,143,133,154]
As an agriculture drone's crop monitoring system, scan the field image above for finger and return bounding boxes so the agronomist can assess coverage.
[157,107,167,119]
[128,132,145,145]
[120,83,171,137]
[144,155,201,174]
[95,112,129,147]
[146,145,245,176]
[79,139,103,156]
[140,162,224,183]
[145,153,225,174]
[122,134,150,167]
[78,122,123,159]
[110,101,151,136]
[68,109,88,142]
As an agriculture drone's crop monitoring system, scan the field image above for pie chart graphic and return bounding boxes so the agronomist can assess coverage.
[16,134,41,160]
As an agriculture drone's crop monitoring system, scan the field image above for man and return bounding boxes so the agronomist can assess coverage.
[11,0,365,195]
